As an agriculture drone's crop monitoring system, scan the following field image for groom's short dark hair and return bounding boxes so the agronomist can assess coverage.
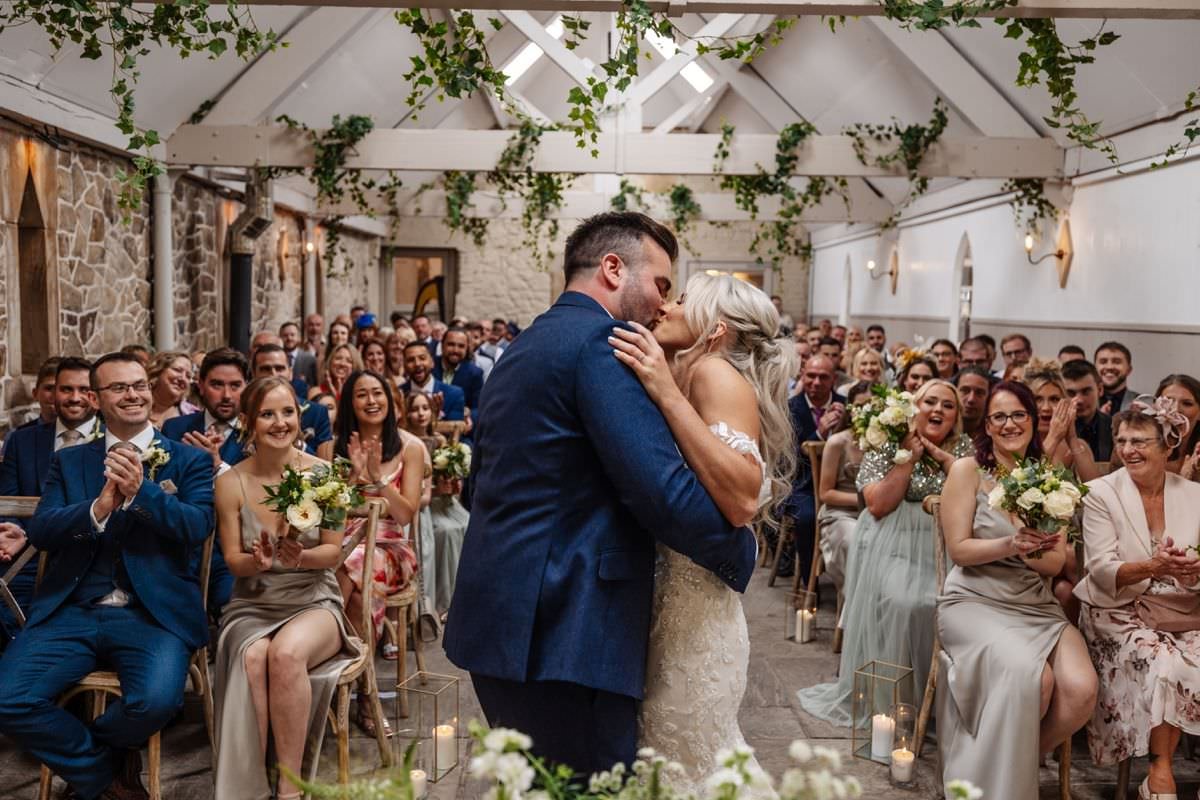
[563,212,678,286]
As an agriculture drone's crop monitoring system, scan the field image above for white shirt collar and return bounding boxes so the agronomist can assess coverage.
[414,375,435,393]
[56,415,98,440]
[203,410,238,432]
[104,423,157,453]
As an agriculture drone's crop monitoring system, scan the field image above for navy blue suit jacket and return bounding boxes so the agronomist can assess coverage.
[401,379,465,422]
[443,292,756,699]
[434,361,484,413]
[0,420,55,497]
[161,412,246,465]
[299,401,333,454]
[25,436,214,650]
[786,392,846,510]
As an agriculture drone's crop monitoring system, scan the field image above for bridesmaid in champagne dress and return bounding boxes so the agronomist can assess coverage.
[815,381,871,588]
[212,377,362,800]
[936,381,1096,799]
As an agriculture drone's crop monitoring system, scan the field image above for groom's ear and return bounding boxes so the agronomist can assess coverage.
[598,252,625,289]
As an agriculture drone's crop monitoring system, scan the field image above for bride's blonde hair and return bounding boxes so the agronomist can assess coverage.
[676,273,797,525]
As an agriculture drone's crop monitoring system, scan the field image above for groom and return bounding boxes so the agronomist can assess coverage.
[444,212,756,775]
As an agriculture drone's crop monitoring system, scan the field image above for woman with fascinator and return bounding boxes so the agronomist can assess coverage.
[1074,395,1200,800]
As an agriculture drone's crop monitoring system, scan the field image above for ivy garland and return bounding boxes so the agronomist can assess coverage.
[1153,89,1200,167]
[0,0,278,217]
[1002,178,1058,235]
[844,98,949,228]
[609,178,648,211]
[488,121,577,269]
[665,183,703,252]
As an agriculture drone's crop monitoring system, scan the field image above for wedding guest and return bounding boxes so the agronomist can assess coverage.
[959,337,992,372]
[1095,341,1138,414]
[212,376,362,800]
[22,357,61,428]
[434,327,485,415]
[313,343,362,402]
[356,312,380,345]
[977,334,998,368]
[477,318,506,362]
[328,319,352,350]
[360,339,387,376]
[866,324,887,357]
[817,318,833,338]
[805,328,823,350]
[771,295,795,334]
[147,351,198,427]
[1058,345,1086,363]
[845,326,864,351]
[1063,359,1114,461]
[1025,359,1101,482]
[250,345,334,461]
[466,322,496,381]
[119,344,150,367]
[937,381,1096,799]
[840,346,883,396]
[413,315,435,348]
[313,392,337,427]
[431,320,448,345]
[815,381,871,590]
[1157,375,1200,476]
[898,354,938,393]
[783,355,845,582]
[350,304,367,328]
[831,324,847,345]
[1073,401,1200,799]
[1000,333,1033,369]
[799,380,973,724]
[280,321,318,388]
[404,392,439,620]
[953,366,993,438]
[0,352,213,800]
[931,338,959,379]
[302,312,325,355]
[400,342,466,422]
[0,357,97,645]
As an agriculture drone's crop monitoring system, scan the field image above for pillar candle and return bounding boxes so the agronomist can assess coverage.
[871,714,895,759]
[410,769,428,798]
[890,748,914,783]
[434,724,457,771]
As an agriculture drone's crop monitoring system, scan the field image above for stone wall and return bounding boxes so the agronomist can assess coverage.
[322,227,381,321]
[171,178,224,353]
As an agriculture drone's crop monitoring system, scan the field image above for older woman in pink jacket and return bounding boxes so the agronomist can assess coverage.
[1075,398,1200,800]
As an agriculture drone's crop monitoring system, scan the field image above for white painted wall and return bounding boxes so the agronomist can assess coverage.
[809,159,1200,386]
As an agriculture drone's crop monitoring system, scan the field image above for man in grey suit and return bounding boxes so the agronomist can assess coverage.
[280,321,317,389]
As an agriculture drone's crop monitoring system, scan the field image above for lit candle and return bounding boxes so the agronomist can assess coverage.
[797,609,814,643]
[410,769,428,798]
[890,748,914,783]
[434,724,457,771]
[871,714,895,759]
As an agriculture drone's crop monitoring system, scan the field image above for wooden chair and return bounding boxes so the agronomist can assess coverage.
[380,502,427,719]
[326,498,392,784]
[0,496,39,628]
[918,495,1072,799]
[769,442,826,589]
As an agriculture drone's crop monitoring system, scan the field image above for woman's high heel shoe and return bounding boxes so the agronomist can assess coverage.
[1139,777,1178,800]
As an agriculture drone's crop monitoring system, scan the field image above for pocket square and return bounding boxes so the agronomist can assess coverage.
[158,479,178,495]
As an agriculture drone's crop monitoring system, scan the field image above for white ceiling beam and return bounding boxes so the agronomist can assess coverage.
[202,8,379,125]
[866,20,1039,138]
[500,10,597,86]
[701,54,798,130]
[653,78,729,132]
[190,0,1200,19]
[168,124,1064,177]
[0,74,157,157]
[627,14,743,104]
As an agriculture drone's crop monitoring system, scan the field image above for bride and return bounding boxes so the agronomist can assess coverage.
[610,272,796,794]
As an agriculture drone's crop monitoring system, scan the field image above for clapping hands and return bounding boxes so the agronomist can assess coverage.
[0,523,26,562]
[251,528,275,572]
[1151,536,1200,582]
[818,403,846,438]
[347,431,383,484]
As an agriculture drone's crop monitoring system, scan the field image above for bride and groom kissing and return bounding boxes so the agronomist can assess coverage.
[444,211,796,792]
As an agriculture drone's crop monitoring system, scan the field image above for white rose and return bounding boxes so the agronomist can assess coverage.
[987,484,1006,509]
[286,499,322,532]
[1010,468,1026,482]
[433,453,451,470]
[1060,482,1082,502]
[879,407,904,426]
[1043,489,1077,520]
[1015,487,1045,511]
[893,448,912,465]
[864,422,888,449]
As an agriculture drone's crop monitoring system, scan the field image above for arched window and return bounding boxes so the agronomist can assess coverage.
[950,233,973,343]
[17,171,50,374]
[839,254,852,326]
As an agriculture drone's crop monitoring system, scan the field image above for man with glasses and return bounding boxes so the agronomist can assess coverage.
[1000,333,1033,370]
[930,339,959,380]
[1062,359,1113,461]
[0,352,213,800]
[959,337,993,373]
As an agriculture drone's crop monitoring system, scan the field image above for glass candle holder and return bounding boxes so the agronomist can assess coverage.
[889,702,917,785]
[784,590,818,644]
[850,660,913,765]
[395,671,460,782]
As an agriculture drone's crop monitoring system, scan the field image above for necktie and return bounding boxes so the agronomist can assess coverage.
[208,423,229,441]
[60,428,83,447]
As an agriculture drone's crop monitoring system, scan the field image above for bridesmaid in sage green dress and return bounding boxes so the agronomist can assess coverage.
[936,381,1096,799]
[799,380,973,725]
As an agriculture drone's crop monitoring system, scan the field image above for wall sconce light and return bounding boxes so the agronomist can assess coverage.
[866,250,899,295]
[1023,218,1074,288]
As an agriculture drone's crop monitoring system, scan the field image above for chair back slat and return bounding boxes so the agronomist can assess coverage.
[356,500,382,642]
[198,532,216,612]
[0,496,39,629]
[923,495,947,592]
[803,441,826,517]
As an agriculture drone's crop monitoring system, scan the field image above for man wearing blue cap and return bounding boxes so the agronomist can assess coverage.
[356,311,379,345]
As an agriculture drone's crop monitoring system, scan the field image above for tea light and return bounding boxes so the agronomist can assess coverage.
[434,723,457,770]
[797,609,814,643]
[871,713,895,759]
[410,769,428,798]
[890,747,914,783]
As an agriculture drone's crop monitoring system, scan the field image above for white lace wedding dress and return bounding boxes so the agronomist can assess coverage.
[638,423,774,797]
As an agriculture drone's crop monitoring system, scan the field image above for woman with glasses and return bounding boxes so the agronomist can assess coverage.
[1075,399,1200,800]
[936,381,1096,800]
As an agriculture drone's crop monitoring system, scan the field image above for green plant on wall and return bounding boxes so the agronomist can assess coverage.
[489,121,577,269]
[610,177,648,211]
[1002,178,1058,235]
[665,183,703,252]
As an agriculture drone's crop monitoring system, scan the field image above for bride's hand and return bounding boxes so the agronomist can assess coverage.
[609,323,680,405]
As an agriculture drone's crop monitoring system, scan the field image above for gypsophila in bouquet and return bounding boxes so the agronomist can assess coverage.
[945,780,984,800]
[851,385,917,465]
[262,457,364,536]
[987,457,1088,554]
[432,440,472,481]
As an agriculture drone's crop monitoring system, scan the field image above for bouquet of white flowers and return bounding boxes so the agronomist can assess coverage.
[850,385,917,464]
[987,457,1088,554]
[432,440,472,481]
[262,457,364,536]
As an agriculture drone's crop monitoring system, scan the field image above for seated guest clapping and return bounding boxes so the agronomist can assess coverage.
[1156,375,1200,477]
[1026,359,1102,483]
[937,381,1096,800]
[814,381,871,590]
[0,352,214,800]
[1074,399,1200,800]
[212,377,362,800]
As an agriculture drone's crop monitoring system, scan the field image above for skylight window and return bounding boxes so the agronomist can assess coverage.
[503,15,566,86]
[644,29,714,93]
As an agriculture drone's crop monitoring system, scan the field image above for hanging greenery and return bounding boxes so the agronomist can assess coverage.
[844,97,949,227]
[713,122,849,264]
[275,114,404,274]
[439,171,491,248]
[1002,178,1058,235]
[0,1,279,217]
[610,177,648,211]
[1152,89,1200,167]
[488,121,577,269]
[665,183,703,252]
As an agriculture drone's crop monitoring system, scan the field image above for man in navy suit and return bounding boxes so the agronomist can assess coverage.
[444,212,756,775]
[250,344,333,458]
[433,327,484,415]
[0,352,213,800]
[0,357,99,644]
[784,354,846,583]
[401,342,465,422]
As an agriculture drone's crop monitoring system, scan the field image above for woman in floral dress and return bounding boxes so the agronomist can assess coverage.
[1074,400,1200,800]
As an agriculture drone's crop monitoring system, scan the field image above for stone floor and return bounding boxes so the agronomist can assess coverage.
[0,567,1196,799]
